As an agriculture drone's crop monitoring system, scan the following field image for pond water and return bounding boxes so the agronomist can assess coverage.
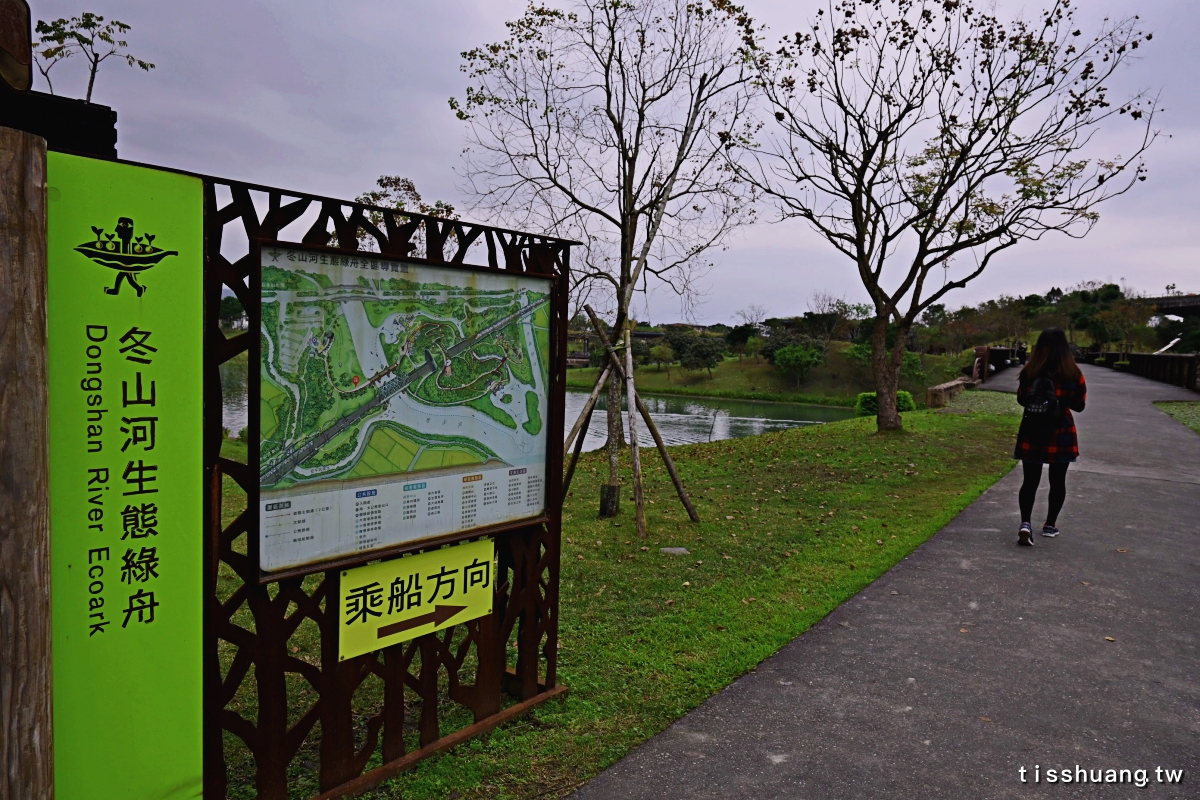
[220,359,248,437]
[218,360,854,446]
[565,391,854,451]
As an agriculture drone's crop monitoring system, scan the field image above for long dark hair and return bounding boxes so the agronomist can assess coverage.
[1020,328,1081,381]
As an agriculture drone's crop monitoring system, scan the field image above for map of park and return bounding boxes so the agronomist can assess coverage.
[259,249,551,493]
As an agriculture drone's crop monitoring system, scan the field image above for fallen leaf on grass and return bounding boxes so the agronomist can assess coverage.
[726,515,735,520]
[979,717,992,723]
[640,546,649,551]
[960,629,969,634]
[682,581,691,587]
[876,539,884,545]
[577,555,585,560]
[1105,636,1116,642]
[665,599,675,606]
[1082,581,1090,586]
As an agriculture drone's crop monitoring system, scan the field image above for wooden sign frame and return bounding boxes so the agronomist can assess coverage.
[201,177,572,798]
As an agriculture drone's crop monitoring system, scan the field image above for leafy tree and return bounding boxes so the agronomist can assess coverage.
[761,330,820,365]
[743,336,764,362]
[649,343,676,377]
[35,13,154,102]
[846,343,924,380]
[219,296,246,331]
[454,0,759,494]
[741,0,1158,430]
[1094,300,1150,354]
[678,335,726,377]
[725,323,759,353]
[774,343,823,388]
[664,329,698,364]
[355,175,457,252]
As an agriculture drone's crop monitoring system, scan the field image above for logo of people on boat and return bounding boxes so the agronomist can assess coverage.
[75,217,178,297]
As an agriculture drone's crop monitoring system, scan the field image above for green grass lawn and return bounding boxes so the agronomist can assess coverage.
[218,401,1019,798]
[569,345,969,407]
[1154,401,1200,435]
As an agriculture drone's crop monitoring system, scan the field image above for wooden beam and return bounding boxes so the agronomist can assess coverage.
[0,125,53,800]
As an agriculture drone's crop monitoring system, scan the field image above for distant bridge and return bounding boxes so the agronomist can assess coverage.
[1142,295,1200,318]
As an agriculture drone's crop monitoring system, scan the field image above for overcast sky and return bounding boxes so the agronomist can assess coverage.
[29,0,1199,324]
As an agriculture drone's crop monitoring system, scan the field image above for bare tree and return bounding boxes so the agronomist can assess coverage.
[735,303,769,329]
[742,0,1158,429]
[35,13,154,102]
[453,0,759,509]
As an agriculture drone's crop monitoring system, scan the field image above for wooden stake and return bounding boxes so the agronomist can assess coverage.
[564,364,610,454]
[582,305,700,523]
[624,329,647,538]
[561,401,594,496]
[0,126,53,800]
[631,392,700,523]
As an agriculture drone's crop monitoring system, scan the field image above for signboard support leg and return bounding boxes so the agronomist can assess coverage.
[0,125,53,800]
[381,643,408,761]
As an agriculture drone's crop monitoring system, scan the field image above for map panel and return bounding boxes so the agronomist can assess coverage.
[258,246,551,572]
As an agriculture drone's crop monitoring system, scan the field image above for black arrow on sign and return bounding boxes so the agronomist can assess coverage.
[377,605,467,639]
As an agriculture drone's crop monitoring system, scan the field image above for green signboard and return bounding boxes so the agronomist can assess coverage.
[47,152,204,799]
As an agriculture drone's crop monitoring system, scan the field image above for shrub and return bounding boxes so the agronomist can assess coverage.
[855,390,916,417]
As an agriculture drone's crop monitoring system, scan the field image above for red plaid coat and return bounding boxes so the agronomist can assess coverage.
[1014,372,1086,463]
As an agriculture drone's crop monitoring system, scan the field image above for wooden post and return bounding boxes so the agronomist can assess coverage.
[0,126,53,800]
[624,329,647,539]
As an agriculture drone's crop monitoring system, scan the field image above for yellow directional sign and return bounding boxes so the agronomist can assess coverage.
[339,538,494,660]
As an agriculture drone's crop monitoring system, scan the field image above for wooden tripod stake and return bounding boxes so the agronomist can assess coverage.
[562,305,700,523]
[624,329,647,538]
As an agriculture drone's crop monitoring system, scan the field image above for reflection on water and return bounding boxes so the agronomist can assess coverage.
[219,357,854,447]
[220,358,248,436]
[565,391,855,451]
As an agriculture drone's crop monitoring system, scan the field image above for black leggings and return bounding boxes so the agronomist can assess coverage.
[1019,460,1069,526]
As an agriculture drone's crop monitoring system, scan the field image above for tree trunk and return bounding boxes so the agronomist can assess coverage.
[871,316,903,431]
[600,315,626,518]
[0,126,54,800]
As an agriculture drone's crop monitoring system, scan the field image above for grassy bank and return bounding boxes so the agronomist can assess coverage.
[217,393,1020,798]
[1155,401,1200,435]
[568,345,968,407]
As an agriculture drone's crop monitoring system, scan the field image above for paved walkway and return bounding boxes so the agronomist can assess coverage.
[574,365,1198,799]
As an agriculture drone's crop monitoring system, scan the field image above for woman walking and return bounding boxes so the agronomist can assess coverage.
[1013,328,1087,546]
